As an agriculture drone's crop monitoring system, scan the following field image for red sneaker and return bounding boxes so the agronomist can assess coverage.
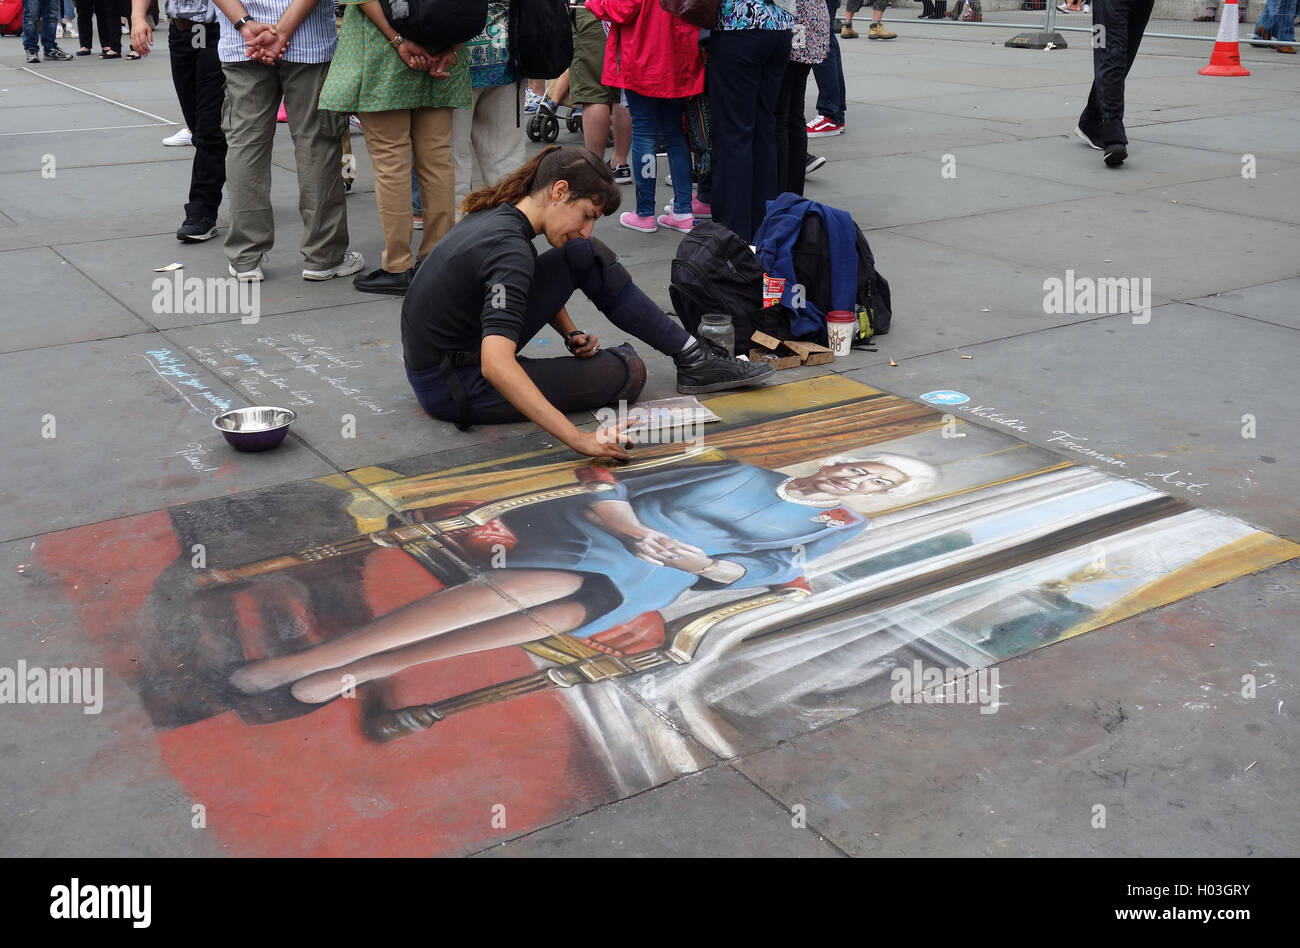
[806,115,845,138]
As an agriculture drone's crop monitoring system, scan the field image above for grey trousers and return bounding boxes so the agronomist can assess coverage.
[220,60,350,271]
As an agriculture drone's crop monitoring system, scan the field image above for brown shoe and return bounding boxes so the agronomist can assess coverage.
[1278,45,1296,53]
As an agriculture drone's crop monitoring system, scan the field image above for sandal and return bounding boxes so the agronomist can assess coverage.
[125,50,141,60]
[99,49,120,59]
[76,46,91,55]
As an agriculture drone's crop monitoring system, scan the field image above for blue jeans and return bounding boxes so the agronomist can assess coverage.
[411,169,422,214]
[812,0,846,124]
[624,89,694,219]
[1255,0,1296,42]
[23,0,60,52]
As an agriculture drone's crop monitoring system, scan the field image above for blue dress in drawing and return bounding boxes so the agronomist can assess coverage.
[500,461,867,638]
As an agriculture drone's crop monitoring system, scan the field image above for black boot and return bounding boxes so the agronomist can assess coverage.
[673,337,775,395]
[933,1,947,17]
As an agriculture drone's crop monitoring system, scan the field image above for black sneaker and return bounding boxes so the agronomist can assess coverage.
[610,163,631,185]
[805,154,826,175]
[673,337,775,395]
[353,266,414,296]
[1073,125,1103,150]
[44,46,74,61]
[1104,142,1127,167]
[176,219,217,242]
[25,50,40,63]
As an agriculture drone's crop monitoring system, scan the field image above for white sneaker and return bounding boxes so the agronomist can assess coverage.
[303,249,365,281]
[163,127,193,147]
[229,255,266,282]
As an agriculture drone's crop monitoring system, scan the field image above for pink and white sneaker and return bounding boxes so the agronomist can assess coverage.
[667,200,711,220]
[657,212,694,233]
[619,212,658,233]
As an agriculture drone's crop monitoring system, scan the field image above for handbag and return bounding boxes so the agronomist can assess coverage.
[657,0,719,30]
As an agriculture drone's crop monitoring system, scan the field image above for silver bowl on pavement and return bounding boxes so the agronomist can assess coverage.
[212,406,297,452]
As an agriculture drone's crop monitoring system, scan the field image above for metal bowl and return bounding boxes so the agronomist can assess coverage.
[212,406,297,452]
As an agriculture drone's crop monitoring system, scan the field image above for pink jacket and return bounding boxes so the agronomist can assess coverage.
[583,0,705,100]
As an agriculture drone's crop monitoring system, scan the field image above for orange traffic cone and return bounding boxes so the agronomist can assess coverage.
[1199,0,1250,76]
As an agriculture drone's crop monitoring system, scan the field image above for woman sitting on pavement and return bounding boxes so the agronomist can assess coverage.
[400,146,773,457]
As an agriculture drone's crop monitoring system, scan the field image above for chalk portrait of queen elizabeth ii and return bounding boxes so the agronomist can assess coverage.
[229,452,940,704]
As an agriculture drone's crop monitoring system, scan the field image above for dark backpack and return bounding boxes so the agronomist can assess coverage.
[377,0,489,52]
[509,0,575,80]
[778,210,892,344]
[668,222,792,355]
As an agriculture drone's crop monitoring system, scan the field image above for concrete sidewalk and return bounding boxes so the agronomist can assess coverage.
[0,25,1297,857]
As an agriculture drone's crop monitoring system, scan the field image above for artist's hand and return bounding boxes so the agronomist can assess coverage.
[566,332,600,357]
[426,47,457,79]
[567,422,632,461]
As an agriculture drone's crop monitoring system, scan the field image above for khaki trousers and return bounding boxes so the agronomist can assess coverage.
[452,83,526,208]
[220,60,350,271]
[358,107,454,273]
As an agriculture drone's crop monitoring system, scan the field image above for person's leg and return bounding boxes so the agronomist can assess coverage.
[411,106,455,257]
[1086,0,1137,145]
[229,568,585,695]
[472,82,526,189]
[812,0,845,124]
[843,0,861,30]
[184,23,227,225]
[869,0,894,34]
[623,89,658,219]
[658,97,693,216]
[708,30,758,240]
[221,61,280,271]
[774,63,795,194]
[580,102,612,160]
[23,0,41,52]
[92,0,115,51]
[41,0,59,50]
[74,0,92,47]
[750,31,791,236]
[451,86,479,209]
[612,101,632,170]
[359,108,417,273]
[280,60,350,270]
[787,62,811,195]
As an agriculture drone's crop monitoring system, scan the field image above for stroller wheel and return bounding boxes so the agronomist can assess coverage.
[526,112,545,142]
[566,113,582,133]
[543,115,560,142]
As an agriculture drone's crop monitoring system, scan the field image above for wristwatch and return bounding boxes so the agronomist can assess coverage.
[390,33,404,48]
[233,14,254,28]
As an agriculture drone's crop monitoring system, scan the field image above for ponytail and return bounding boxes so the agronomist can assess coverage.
[460,146,621,217]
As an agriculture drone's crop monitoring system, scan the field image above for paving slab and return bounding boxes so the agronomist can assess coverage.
[842,303,1300,538]
[732,562,1300,857]
[1,246,152,352]
[1127,112,1300,165]
[0,334,334,542]
[1185,277,1300,331]
[951,135,1258,194]
[477,764,841,857]
[893,193,1300,300]
[1135,165,1300,227]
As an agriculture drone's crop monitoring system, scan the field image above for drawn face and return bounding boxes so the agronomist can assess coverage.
[543,190,602,247]
[792,460,908,499]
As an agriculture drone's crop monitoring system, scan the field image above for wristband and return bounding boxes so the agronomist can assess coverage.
[233,14,254,29]
[566,330,585,338]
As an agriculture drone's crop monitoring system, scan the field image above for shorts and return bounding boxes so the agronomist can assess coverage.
[570,9,618,106]
[847,0,891,11]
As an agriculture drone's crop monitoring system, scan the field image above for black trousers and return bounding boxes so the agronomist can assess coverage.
[406,238,685,425]
[707,28,792,243]
[1078,0,1155,145]
[169,22,227,224]
[775,61,812,197]
[91,0,127,52]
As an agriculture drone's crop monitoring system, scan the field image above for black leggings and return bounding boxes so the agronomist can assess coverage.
[406,237,689,426]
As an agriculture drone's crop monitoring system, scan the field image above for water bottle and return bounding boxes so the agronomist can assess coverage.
[697,313,735,354]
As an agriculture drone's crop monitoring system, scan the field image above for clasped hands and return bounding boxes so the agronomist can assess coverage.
[396,42,457,79]
[242,22,290,63]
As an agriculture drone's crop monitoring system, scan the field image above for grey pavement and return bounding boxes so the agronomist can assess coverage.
[0,23,1297,857]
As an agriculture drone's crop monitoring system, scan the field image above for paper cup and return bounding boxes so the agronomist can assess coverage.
[826,311,857,357]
